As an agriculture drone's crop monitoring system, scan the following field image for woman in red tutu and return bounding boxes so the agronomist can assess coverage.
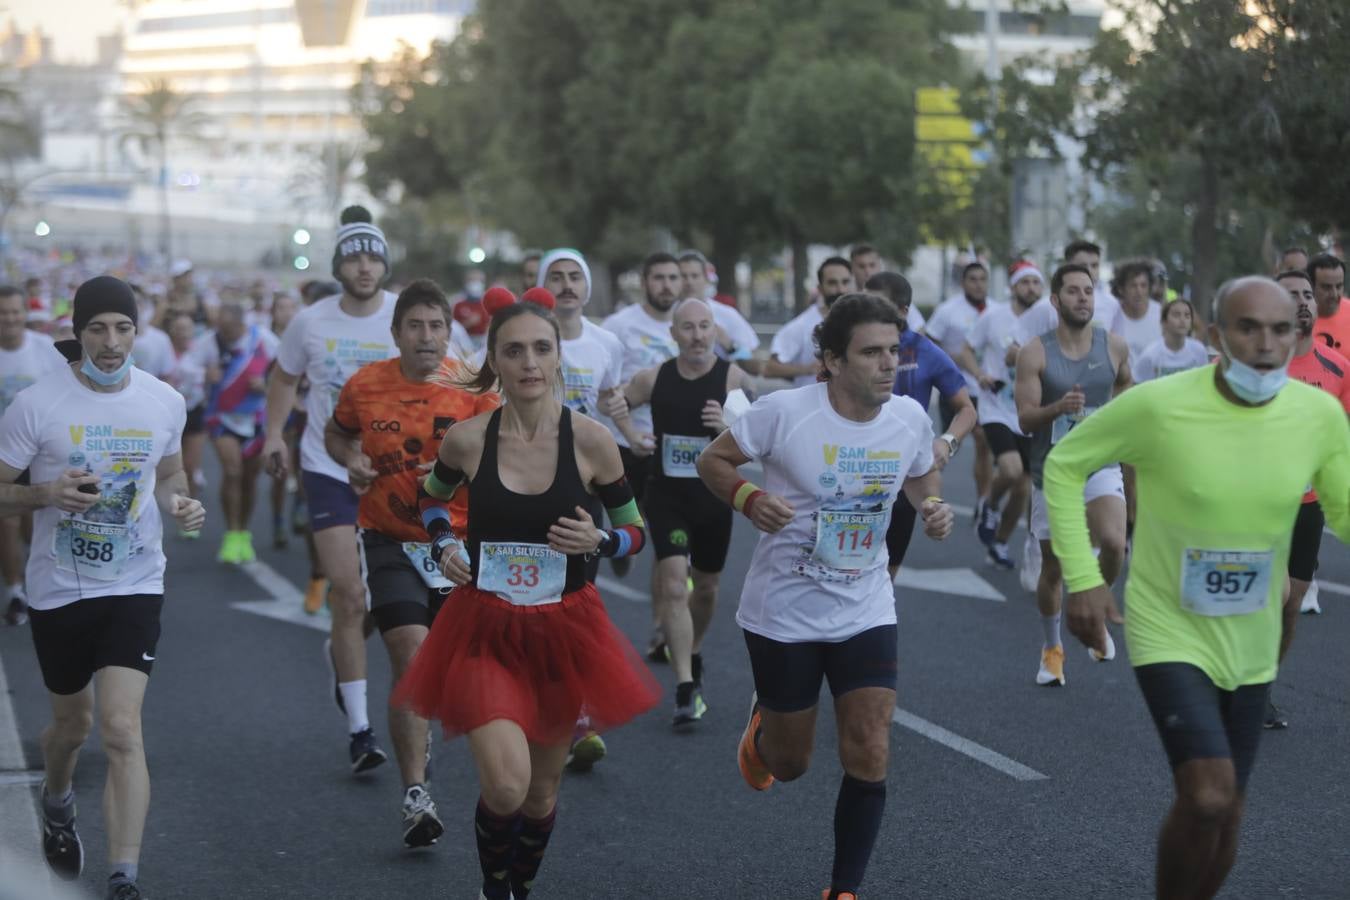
[396,298,658,900]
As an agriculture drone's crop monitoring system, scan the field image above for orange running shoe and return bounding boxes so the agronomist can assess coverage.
[1036,645,1066,686]
[737,692,774,791]
[303,578,328,615]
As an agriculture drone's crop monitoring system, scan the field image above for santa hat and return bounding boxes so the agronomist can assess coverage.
[1008,260,1044,287]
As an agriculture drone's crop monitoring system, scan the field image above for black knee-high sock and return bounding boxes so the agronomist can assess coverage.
[830,774,887,894]
[475,798,522,900]
[510,805,557,899]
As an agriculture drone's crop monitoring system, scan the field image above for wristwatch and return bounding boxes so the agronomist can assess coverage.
[939,433,959,455]
[588,531,612,560]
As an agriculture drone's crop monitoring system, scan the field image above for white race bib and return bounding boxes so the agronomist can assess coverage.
[54,518,131,582]
[811,509,887,572]
[661,434,709,478]
[1051,405,1098,445]
[1180,548,1273,617]
[402,542,455,592]
[477,542,567,606]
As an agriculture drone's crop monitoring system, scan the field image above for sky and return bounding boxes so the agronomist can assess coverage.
[2,0,125,63]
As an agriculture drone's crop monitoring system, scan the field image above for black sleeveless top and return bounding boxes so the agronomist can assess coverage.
[467,406,593,594]
[650,357,729,487]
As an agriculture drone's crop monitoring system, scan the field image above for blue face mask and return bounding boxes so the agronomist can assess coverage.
[1219,336,1290,404]
[80,353,135,386]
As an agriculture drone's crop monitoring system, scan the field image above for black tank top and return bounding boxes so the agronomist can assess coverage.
[467,406,592,593]
[650,357,729,486]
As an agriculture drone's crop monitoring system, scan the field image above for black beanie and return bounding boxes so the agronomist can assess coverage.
[55,276,139,362]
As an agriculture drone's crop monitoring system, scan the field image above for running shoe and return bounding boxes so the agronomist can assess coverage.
[40,785,83,880]
[1088,629,1117,662]
[4,596,28,626]
[303,578,328,615]
[1264,697,1289,730]
[976,502,999,547]
[1036,645,1066,686]
[478,892,515,900]
[1300,580,1322,615]
[216,531,243,564]
[236,530,257,564]
[673,683,707,729]
[401,784,444,848]
[737,692,774,791]
[822,891,858,900]
[987,542,1014,570]
[324,638,345,713]
[105,881,143,900]
[350,727,388,774]
[565,731,607,773]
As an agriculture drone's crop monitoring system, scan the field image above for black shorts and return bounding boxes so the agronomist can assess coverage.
[29,594,164,695]
[184,405,205,436]
[1287,500,1324,582]
[884,494,918,569]
[938,395,976,433]
[744,624,898,714]
[618,446,652,505]
[1134,662,1268,793]
[982,422,1030,470]
[359,531,449,634]
[644,479,734,572]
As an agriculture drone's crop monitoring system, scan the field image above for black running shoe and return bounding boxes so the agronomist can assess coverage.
[41,787,83,880]
[5,596,28,626]
[106,879,143,900]
[1263,698,1288,730]
[350,728,389,774]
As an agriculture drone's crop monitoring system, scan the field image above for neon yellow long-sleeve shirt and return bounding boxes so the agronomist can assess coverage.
[1043,366,1350,689]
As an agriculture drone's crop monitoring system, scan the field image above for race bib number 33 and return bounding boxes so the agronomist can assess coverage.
[1180,548,1273,617]
[477,542,567,606]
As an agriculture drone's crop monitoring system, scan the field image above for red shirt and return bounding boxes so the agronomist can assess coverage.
[1289,344,1350,502]
[452,299,489,337]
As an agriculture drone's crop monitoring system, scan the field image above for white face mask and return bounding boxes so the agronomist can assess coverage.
[1219,335,1292,404]
[80,353,135,386]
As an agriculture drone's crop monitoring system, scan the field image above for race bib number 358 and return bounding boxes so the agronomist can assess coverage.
[54,519,131,582]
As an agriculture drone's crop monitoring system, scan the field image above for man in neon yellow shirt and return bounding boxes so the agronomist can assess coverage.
[1044,276,1350,900]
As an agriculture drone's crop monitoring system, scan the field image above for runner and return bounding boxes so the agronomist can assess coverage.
[1064,239,1125,333]
[697,292,954,900]
[160,311,208,531]
[762,257,855,386]
[678,250,762,374]
[0,284,66,624]
[1309,253,1350,357]
[1263,269,1350,728]
[0,276,205,900]
[538,249,624,421]
[618,297,754,727]
[266,292,300,548]
[849,244,925,331]
[521,250,542,293]
[1014,263,1131,686]
[1278,245,1309,275]
[862,272,975,578]
[1113,258,1163,362]
[1047,275,1350,900]
[324,279,498,847]
[161,260,214,330]
[201,303,279,564]
[926,262,996,531]
[395,301,659,900]
[956,261,1043,568]
[262,210,399,773]
[1131,299,1210,384]
[451,268,490,352]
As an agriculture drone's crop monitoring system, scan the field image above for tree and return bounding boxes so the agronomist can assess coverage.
[117,78,211,260]
[288,142,364,220]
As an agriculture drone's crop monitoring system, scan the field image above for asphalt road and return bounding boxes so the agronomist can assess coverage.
[2,441,1349,899]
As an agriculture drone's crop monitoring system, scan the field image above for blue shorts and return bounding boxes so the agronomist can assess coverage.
[301,470,359,532]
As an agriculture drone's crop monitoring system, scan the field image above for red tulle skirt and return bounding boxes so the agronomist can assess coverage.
[393,582,660,745]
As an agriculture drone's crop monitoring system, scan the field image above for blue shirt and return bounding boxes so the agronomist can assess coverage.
[893,329,966,406]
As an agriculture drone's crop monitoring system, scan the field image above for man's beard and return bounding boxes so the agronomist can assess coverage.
[339,271,381,302]
[823,292,843,308]
[647,291,676,312]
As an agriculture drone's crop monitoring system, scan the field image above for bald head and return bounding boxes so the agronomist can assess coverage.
[673,296,714,326]
[670,296,716,359]
[1210,276,1297,373]
[1212,276,1295,328]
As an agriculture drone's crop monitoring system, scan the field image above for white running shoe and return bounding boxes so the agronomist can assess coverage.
[1300,580,1322,615]
[1089,628,1117,662]
[1020,535,1042,593]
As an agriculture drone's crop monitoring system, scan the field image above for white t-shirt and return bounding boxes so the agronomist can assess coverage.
[1094,286,1124,334]
[1131,337,1211,383]
[1115,299,1163,363]
[599,304,677,443]
[133,326,175,378]
[0,367,186,610]
[926,295,997,391]
[729,383,934,642]
[965,303,1031,433]
[906,305,926,332]
[0,331,66,417]
[164,342,209,411]
[277,294,399,481]
[769,303,824,388]
[710,302,760,362]
[561,329,623,420]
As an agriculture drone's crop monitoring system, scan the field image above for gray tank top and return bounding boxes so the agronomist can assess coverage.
[1028,326,1115,488]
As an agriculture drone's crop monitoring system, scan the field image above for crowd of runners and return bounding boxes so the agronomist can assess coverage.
[2,210,1347,900]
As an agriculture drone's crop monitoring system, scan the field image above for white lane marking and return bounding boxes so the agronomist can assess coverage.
[231,560,330,633]
[595,576,650,604]
[894,566,1006,602]
[1316,579,1350,597]
[0,651,48,878]
[892,707,1048,782]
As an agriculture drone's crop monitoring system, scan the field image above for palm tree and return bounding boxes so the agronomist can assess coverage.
[117,77,211,259]
[0,73,41,252]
